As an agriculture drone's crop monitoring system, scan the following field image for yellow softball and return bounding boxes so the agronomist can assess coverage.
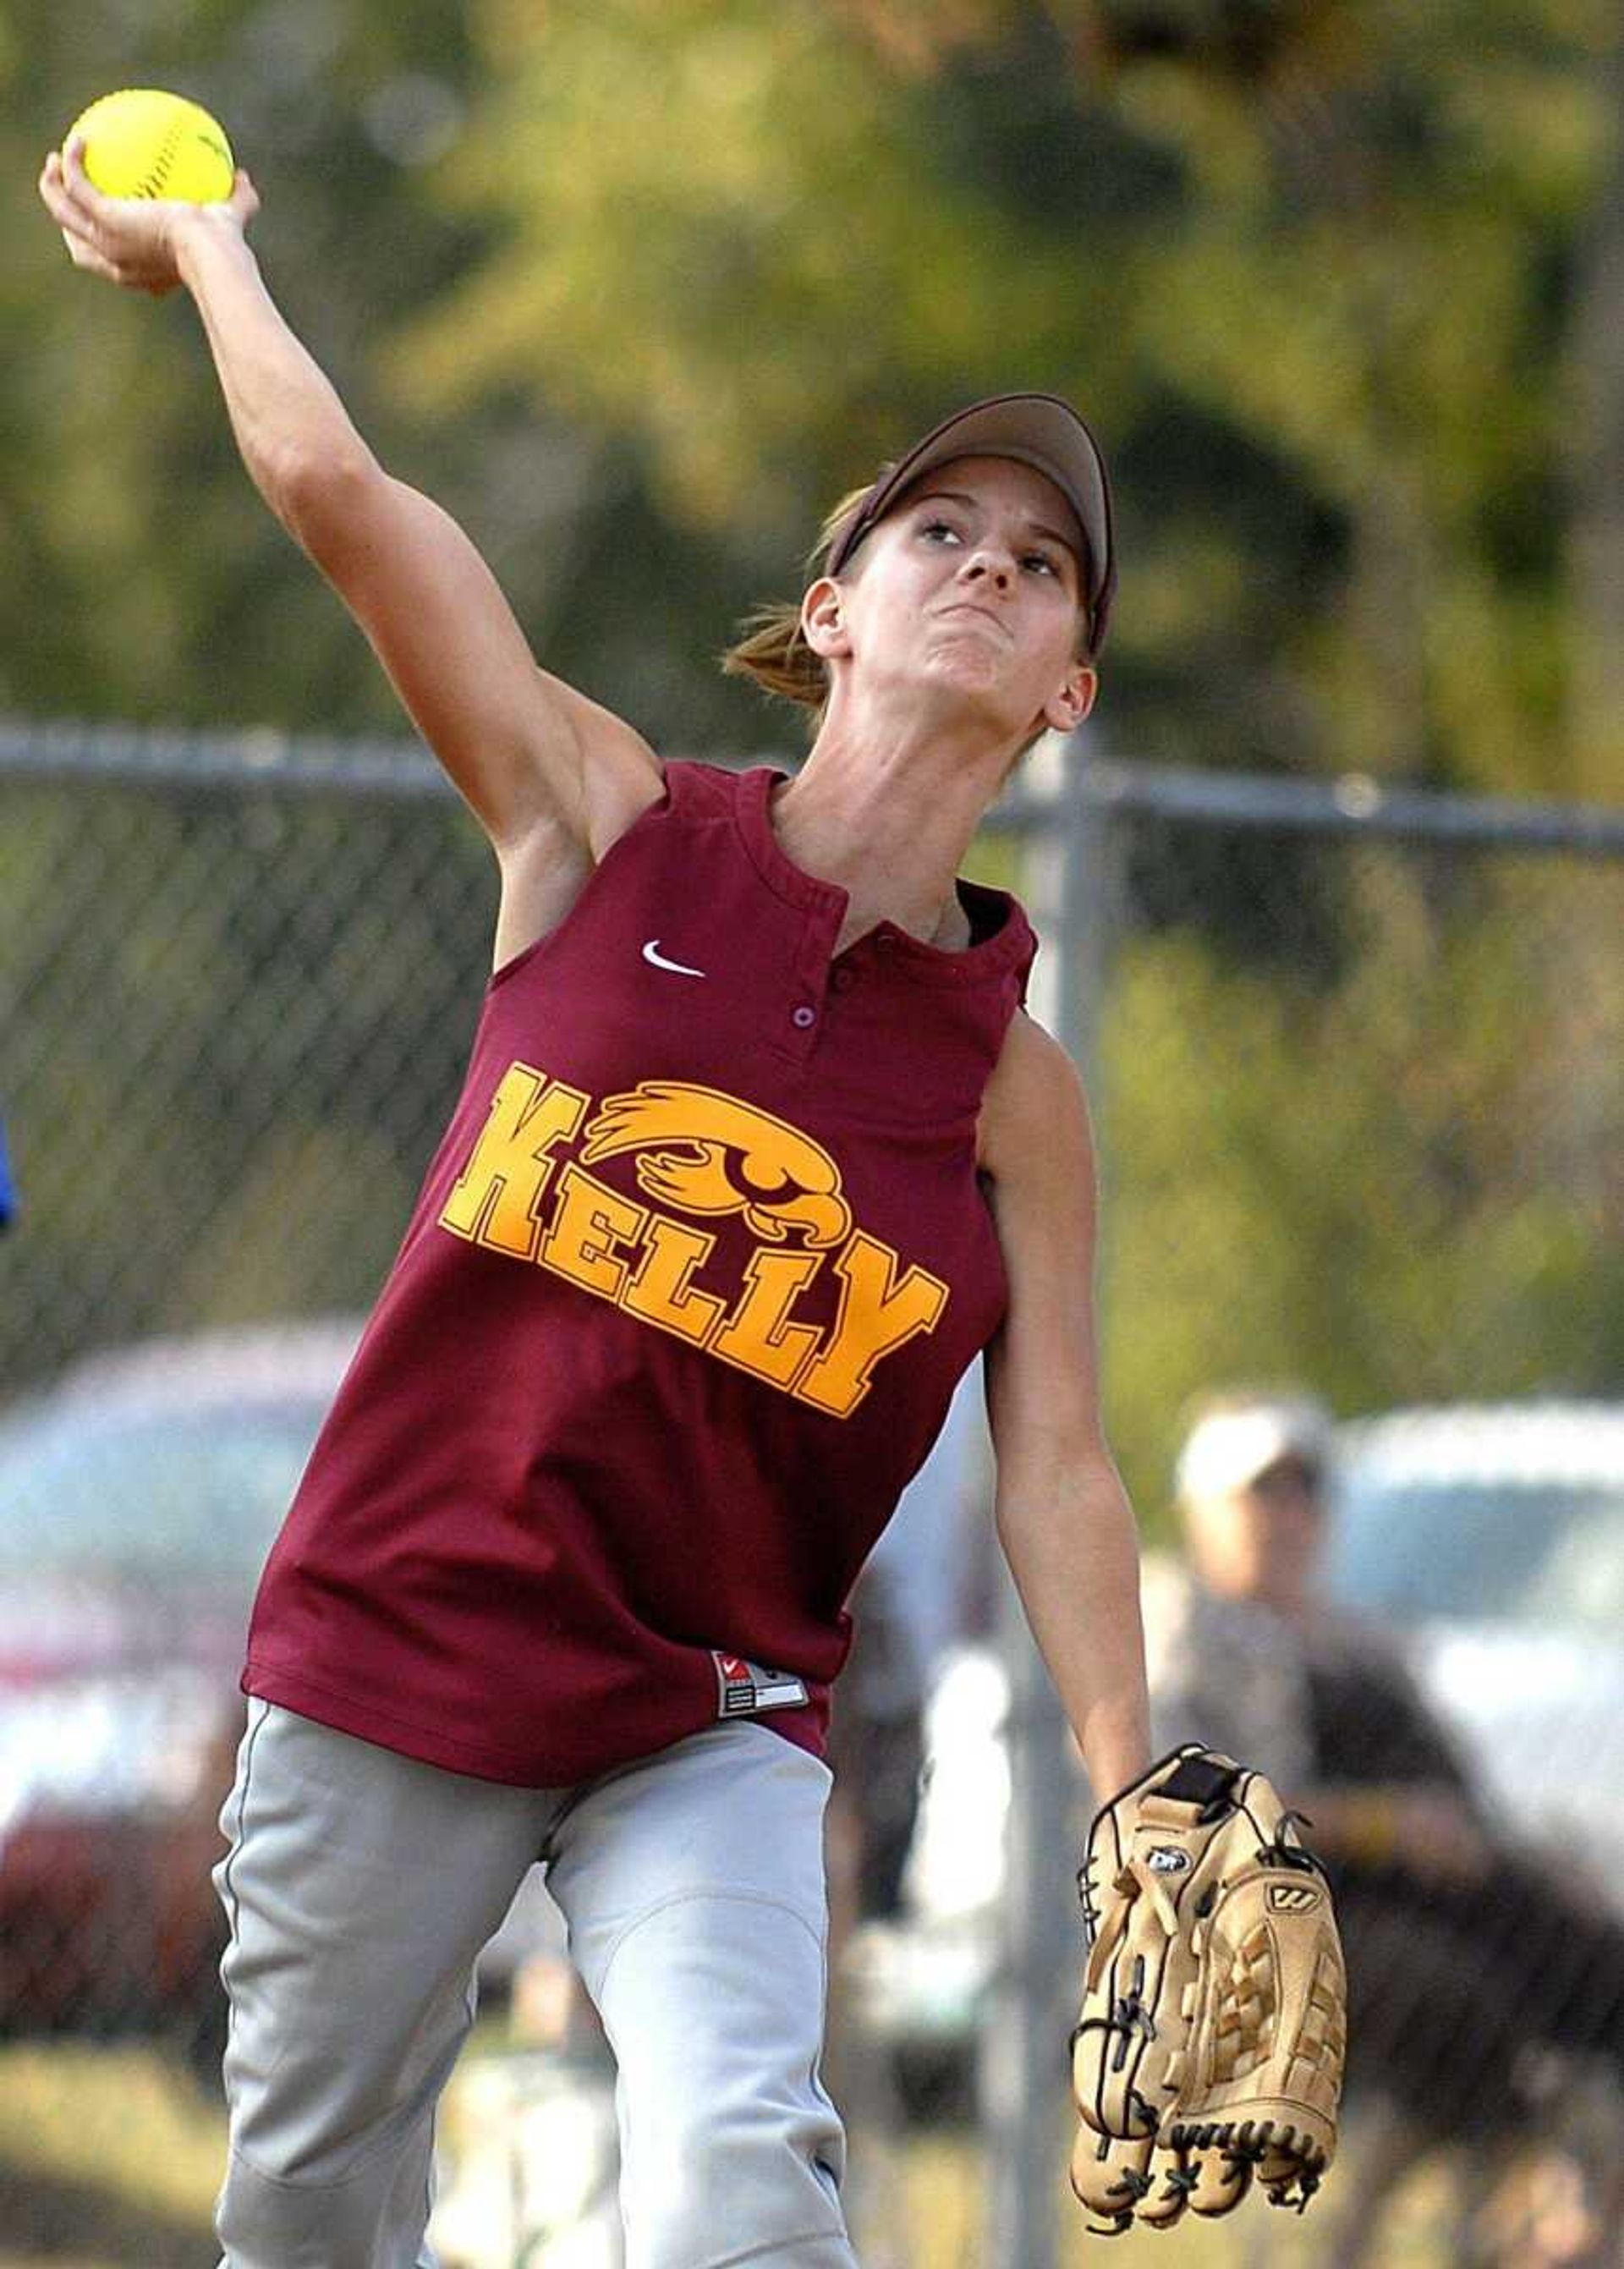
[65,89,235,204]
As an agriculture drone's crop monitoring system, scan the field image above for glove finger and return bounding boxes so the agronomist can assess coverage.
[1186,2141,1254,2217]
[1259,2139,1330,2214]
[1137,2145,1200,2228]
[1070,2001,1160,2143]
[1069,2130,1156,2235]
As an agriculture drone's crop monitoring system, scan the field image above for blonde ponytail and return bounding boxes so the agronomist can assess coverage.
[720,485,875,722]
[719,602,827,715]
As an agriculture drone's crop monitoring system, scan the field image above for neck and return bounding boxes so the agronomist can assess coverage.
[776,689,1027,944]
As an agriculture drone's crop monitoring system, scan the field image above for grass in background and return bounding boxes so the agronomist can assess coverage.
[0,2043,1468,2269]
[896,2127,1464,2269]
[0,2046,219,2268]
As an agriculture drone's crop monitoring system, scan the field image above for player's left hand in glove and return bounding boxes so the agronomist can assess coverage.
[1069,1745,1346,2235]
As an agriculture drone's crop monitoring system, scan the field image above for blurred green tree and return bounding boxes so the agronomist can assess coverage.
[1100,852,1624,1519]
[398,0,1618,794]
[5,0,1618,781]
[1,0,496,732]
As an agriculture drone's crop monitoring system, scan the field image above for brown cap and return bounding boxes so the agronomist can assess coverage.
[823,392,1117,654]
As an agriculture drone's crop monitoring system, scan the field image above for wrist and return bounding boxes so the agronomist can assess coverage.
[1078,1707,1153,1807]
[173,206,252,290]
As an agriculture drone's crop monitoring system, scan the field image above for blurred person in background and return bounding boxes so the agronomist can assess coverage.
[1147,1389,1624,2267]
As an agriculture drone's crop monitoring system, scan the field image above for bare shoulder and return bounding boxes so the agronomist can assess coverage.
[977,1009,1094,1186]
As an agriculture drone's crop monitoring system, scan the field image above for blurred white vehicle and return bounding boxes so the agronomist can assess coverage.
[1325,1399,1624,1878]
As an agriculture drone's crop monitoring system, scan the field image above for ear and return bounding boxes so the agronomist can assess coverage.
[800,575,853,662]
[1043,662,1098,735]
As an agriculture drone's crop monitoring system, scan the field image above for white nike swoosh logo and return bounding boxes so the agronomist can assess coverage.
[642,939,707,978]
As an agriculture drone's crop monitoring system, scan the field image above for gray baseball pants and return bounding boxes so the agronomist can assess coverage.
[212,1700,856,2269]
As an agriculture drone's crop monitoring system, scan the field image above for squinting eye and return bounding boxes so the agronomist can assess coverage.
[1023,552,1060,577]
[920,519,963,543]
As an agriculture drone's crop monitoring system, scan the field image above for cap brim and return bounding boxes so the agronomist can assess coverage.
[826,393,1116,650]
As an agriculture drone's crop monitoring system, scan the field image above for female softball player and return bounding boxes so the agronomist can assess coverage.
[41,138,1151,2269]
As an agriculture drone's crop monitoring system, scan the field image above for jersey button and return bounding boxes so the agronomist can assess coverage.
[832,969,856,993]
[792,1003,817,1029]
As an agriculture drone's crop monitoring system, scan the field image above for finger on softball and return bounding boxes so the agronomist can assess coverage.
[60,227,118,278]
[63,238,126,284]
[61,135,122,221]
[58,133,93,201]
[38,151,70,214]
[43,183,101,254]
[41,182,96,252]
[47,145,95,224]
[38,157,116,270]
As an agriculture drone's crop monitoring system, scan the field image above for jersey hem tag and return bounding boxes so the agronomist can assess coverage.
[711,1650,809,1717]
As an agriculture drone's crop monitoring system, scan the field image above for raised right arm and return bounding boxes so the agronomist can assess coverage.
[39,146,662,888]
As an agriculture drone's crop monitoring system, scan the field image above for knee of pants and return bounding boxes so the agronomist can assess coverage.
[623,2103,848,2269]
[588,1896,847,2263]
[215,2128,435,2269]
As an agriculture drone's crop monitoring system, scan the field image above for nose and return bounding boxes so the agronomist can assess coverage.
[963,547,1014,592]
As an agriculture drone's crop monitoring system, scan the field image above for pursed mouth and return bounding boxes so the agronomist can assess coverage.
[933,602,1012,640]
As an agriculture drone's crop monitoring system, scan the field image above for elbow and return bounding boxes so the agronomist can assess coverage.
[995,1444,1142,1552]
[264,442,381,562]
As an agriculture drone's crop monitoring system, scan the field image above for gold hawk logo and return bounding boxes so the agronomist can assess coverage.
[437,1063,948,1417]
[580,1082,852,1250]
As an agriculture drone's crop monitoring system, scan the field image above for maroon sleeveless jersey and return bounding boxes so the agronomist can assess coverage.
[244,762,1036,1784]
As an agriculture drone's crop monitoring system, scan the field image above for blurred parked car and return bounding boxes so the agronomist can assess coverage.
[1325,1399,1624,1881]
[0,1320,360,2070]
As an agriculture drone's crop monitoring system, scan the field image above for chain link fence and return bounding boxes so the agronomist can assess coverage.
[3,721,1622,2268]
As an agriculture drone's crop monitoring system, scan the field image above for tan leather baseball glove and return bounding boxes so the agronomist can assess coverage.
[1070,1746,1346,2235]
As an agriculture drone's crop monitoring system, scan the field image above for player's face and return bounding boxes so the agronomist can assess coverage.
[820,456,1097,742]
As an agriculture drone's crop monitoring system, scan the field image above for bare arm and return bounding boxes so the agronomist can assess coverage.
[978,1014,1150,1803]
[37,143,661,894]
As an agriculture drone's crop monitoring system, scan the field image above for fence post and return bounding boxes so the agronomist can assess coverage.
[979,735,1120,2267]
